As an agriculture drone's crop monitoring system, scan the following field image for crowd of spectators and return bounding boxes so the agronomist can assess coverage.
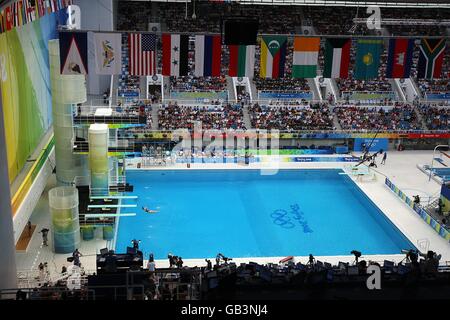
[419,105,450,130]
[335,104,422,131]
[383,8,449,36]
[249,103,334,131]
[158,103,245,130]
[171,75,227,92]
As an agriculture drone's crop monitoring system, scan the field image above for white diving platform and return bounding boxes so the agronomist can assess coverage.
[84,213,136,218]
[89,195,138,200]
[87,204,137,209]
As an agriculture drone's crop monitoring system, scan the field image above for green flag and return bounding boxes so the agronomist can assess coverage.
[354,39,383,80]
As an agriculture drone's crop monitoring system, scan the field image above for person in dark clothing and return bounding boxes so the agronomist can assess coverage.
[27,221,32,238]
[39,228,49,246]
[381,152,387,165]
[72,249,82,267]
[205,259,212,271]
[176,257,183,268]
[16,289,27,300]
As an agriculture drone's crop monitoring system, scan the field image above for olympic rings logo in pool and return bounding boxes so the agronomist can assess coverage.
[270,210,295,229]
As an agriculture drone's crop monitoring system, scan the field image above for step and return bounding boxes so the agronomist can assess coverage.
[90,195,138,200]
[87,204,137,209]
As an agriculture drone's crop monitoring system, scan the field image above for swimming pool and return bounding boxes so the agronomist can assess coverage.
[116,169,415,259]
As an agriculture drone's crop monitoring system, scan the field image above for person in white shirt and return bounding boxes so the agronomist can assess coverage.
[147,253,156,272]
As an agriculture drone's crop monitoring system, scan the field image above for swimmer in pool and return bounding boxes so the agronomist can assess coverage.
[142,206,159,214]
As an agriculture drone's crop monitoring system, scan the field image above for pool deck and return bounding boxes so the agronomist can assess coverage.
[15,150,450,279]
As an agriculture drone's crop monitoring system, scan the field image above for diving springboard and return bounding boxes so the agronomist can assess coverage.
[90,195,138,200]
[87,204,137,209]
[84,213,136,218]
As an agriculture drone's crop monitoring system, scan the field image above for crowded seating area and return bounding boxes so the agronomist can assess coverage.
[303,6,370,35]
[383,8,449,36]
[158,2,301,34]
[158,103,245,130]
[335,104,423,131]
[419,105,450,130]
[249,103,334,131]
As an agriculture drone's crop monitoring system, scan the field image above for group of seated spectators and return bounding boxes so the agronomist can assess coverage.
[335,104,422,131]
[158,103,245,130]
[419,105,450,130]
[249,103,334,131]
[170,75,227,92]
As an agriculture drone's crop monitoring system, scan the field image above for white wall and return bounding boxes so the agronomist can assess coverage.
[73,0,115,95]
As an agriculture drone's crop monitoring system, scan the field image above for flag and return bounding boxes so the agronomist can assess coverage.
[5,6,13,31]
[323,38,351,79]
[162,33,189,77]
[0,11,4,33]
[417,38,446,79]
[37,0,45,17]
[129,33,157,76]
[228,45,255,78]
[292,37,320,78]
[94,32,122,75]
[59,31,88,75]
[13,2,19,27]
[194,35,222,77]
[25,0,36,22]
[259,35,287,79]
[354,39,383,80]
[386,38,414,79]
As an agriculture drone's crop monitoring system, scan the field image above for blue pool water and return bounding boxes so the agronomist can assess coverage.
[116,169,415,259]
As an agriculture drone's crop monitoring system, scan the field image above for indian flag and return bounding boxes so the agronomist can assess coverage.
[228,45,255,78]
[292,37,320,78]
[260,36,287,79]
[323,38,351,79]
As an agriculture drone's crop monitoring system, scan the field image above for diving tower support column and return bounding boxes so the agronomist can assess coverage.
[89,124,109,196]
[49,40,89,186]
[0,86,18,290]
[49,186,81,253]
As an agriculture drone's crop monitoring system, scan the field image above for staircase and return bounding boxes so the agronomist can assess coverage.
[151,105,159,130]
[226,76,236,102]
[249,80,258,102]
[242,105,252,129]
[332,112,342,130]
[413,105,428,130]
[140,76,147,99]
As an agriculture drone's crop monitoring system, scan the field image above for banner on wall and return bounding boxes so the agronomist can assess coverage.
[354,138,389,152]
[0,12,58,183]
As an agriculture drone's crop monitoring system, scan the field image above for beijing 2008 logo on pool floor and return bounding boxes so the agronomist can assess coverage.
[271,204,313,233]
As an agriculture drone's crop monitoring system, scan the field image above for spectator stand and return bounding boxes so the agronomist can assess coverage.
[334,103,423,131]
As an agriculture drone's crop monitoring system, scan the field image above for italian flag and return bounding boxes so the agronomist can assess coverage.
[292,37,320,78]
[228,45,255,78]
[260,35,287,79]
[323,38,351,79]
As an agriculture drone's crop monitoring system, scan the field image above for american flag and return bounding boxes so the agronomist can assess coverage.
[129,33,157,76]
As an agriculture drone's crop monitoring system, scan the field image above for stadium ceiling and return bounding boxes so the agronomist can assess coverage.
[126,0,450,9]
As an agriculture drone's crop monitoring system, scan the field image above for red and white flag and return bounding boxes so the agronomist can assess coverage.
[128,33,157,76]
